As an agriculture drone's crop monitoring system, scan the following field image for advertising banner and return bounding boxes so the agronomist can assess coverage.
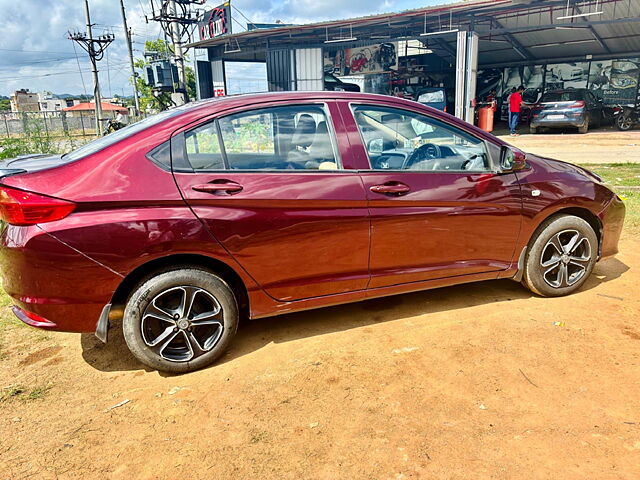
[324,43,398,76]
[595,58,640,106]
[199,2,232,41]
[544,62,589,90]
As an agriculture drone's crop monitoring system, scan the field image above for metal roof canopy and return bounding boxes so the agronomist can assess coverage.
[188,0,640,66]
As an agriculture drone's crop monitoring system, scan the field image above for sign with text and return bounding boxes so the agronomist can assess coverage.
[198,2,231,40]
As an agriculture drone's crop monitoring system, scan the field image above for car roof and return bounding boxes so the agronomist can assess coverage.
[175,91,401,114]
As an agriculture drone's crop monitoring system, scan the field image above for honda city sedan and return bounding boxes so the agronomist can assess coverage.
[0,92,625,372]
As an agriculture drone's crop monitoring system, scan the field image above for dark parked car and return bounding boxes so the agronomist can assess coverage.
[530,88,604,134]
[323,72,360,92]
[0,92,625,372]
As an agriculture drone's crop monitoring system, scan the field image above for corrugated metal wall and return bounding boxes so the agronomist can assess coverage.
[211,60,226,97]
[266,49,292,91]
[294,48,323,91]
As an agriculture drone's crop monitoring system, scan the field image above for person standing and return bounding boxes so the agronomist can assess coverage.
[509,86,524,136]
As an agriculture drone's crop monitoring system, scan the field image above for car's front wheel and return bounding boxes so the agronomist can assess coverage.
[522,215,597,297]
[122,268,238,373]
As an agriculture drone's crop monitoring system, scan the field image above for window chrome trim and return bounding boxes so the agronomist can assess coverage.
[179,102,345,173]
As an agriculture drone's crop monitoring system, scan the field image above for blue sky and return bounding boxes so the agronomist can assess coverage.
[0,0,442,97]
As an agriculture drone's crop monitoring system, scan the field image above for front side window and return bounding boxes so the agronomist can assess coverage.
[353,106,491,172]
[217,105,339,171]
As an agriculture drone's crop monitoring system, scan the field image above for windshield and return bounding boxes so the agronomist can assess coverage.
[418,90,445,103]
[541,91,583,103]
[63,108,183,161]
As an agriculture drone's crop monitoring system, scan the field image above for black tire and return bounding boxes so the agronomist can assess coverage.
[530,126,538,134]
[578,116,589,134]
[123,268,238,373]
[616,114,633,131]
[522,215,597,297]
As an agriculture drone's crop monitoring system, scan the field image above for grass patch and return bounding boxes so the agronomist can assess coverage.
[582,163,640,187]
[0,383,52,403]
[578,163,640,233]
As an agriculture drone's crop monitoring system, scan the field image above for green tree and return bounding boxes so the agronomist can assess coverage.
[133,39,197,112]
[0,99,10,111]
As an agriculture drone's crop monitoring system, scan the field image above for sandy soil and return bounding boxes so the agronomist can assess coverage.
[1,229,639,479]
[497,129,640,165]
[1,131,639,479]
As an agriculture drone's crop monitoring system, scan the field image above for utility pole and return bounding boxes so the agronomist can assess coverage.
[68,0,114,136]
[148,0,203,105]
[119,0,141,115]
[169,0,188,105]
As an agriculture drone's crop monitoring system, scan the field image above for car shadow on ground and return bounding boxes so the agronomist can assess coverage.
[79,257,629,374]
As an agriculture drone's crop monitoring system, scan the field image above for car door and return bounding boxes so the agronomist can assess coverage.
[171,101,370,302]
[338,101,523,288]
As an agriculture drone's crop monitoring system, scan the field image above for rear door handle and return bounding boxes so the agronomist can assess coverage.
[192,182,243,194]
[370,182,411,195]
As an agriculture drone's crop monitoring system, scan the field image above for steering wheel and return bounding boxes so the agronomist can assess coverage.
[404,143,442,169]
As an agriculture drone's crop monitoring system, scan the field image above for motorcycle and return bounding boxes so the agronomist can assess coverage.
[103,118,126,135]
[613,105,640,131]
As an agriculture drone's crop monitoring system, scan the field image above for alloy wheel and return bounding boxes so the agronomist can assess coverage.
[540,229,592,289]
[617,116,632,131]
[141,286,224,362]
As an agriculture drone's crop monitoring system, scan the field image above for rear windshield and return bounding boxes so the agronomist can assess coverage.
[541,91,583,102]
[418,90,445,103]
[62,108,184,161]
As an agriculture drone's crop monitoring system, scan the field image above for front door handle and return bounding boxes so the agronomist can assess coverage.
[192,182,243,194]
[370,182,411,196]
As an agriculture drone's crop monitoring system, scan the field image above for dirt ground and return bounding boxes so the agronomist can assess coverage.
[497,128,640,164]
[1,132,640,480]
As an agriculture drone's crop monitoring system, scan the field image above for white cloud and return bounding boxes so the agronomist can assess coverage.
[0,0,436,97]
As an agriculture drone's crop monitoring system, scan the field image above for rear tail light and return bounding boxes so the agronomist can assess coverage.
[0,186,75,226]
[12,306,57,328]
[570,100,586,109]
[444,106,447,113]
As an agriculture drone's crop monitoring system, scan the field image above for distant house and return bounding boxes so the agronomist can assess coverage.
[38,92,80,111]
[62,102,129,120]
[10,89,40,112]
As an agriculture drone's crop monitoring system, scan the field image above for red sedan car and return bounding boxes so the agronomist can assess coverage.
[0,92,625,372]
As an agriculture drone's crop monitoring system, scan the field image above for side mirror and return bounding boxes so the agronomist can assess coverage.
[500,146,527,172]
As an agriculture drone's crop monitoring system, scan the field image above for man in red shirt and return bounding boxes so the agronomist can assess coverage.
[509,85,524,136]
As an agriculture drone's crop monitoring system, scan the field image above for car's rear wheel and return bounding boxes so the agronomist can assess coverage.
[122,268,238,373]
[529,126,538,134]
[578,116,589,134]
[522,215,597,297]
[616,114,633,131]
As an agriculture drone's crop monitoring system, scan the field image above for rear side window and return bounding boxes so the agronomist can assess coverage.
[185,122,224,170]
[183,104,340,171]
[541,91,582,102]
[147,141,171,169]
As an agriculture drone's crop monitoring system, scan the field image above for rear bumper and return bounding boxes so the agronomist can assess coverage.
[599,194,626,259]
[531,115,586,129]
[0,223,122,333]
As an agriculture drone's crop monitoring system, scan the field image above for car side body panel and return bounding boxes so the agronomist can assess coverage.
[0,92,625,334]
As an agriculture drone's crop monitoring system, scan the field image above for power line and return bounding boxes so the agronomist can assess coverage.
[71,40,88,97]
[0,48,75,55]
[0,63,129,81]
[2,56,80,67]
